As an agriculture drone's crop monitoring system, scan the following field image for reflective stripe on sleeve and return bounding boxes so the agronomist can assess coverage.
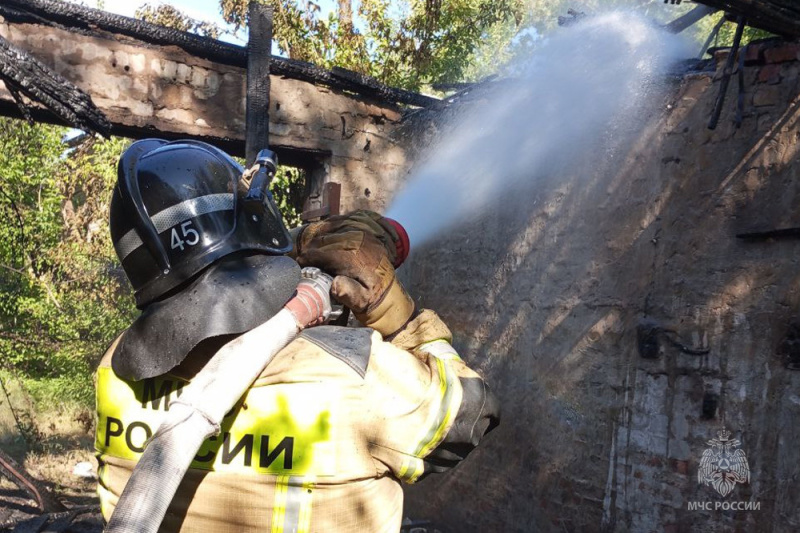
[398,342,461,483]
[417,339,461,361]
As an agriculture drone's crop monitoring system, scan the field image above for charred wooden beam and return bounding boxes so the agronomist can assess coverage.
[708,16,746,130]
[664,5,718,34]
[0,34,110,135]
[245,2,272,167]
[0,0,438,108]
[695,0,800,38]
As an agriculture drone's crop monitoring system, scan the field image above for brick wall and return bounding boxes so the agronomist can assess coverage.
[401,39,800,532]
[0,16,410,214]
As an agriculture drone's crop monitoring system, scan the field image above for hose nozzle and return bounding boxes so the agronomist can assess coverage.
[243,149,278,216]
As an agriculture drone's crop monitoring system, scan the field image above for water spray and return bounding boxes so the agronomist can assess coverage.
[387,12,690,248]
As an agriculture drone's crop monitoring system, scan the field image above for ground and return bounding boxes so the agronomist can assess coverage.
[0,393,102,532]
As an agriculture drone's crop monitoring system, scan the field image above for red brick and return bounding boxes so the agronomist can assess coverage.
[764,43,800,64]
[713,49,730,67]
[744,43,765,65]
[672,459,689,475]
[758,64,783,84]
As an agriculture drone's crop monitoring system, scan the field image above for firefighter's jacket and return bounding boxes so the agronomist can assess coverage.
[95,310,499,533]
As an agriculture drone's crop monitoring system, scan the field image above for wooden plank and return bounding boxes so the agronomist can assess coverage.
[0,18,403,157]
[245,2,272,166]
[664,5,718,34]
[696,0,800,37]
[0,34,110,135]
[0,0,438,108]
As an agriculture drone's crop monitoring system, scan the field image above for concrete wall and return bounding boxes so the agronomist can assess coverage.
[0,16,409,214]
[401,41,800,532]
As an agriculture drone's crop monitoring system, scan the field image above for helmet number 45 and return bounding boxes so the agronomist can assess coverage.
[171,221,201,251]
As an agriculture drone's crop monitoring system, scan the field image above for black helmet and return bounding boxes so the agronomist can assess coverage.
[109,139,300,381]
[110,139,292,308]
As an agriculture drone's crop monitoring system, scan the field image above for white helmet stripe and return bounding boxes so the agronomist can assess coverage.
[114,193,235,261]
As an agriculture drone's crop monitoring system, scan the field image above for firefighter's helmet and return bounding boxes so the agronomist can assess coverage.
[109,139,300,381]
[110,139,292,308]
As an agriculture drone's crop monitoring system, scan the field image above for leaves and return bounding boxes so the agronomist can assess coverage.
[220,0,526,90]
[272,166,305,227]
[135,3,227,39]
[0,121,134,406]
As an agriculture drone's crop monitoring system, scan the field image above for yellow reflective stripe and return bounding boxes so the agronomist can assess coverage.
[270,475,290,533]
[271,475,315,533]
[417,358,457,460]
[418,339,462,361]
[400,351,460,483]
[397,456,423,482]
[297,477,316,533]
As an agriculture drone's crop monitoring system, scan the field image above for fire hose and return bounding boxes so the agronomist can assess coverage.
[104,268,333,533]
[105,154,412,533]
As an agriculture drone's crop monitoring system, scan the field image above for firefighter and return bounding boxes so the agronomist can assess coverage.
[96,139,500,532]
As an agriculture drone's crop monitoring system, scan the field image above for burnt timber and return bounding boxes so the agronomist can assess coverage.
[0,34,110,135]
[0,0,436,108]
[696,0,800,38]
[0,0,416,214]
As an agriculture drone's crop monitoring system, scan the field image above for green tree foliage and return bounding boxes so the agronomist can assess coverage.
[135,3,226,39]
[0,121,135,407]
[271,167,305,227]
[694,11,775,53]
[214,0,777,89]
[220,0,527,90]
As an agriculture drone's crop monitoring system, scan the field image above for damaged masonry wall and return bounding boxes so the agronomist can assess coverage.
[399,41,800,532]
[0,14,409,214]
[5,4,800,531]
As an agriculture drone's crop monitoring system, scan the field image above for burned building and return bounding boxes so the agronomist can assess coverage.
[2,0,800,531]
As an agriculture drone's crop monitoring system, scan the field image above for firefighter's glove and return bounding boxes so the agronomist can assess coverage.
[296,231,415,337]
[292,210,406,267]
[285,268,333,330]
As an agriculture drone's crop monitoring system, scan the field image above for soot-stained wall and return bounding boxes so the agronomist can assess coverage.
[0,15,409,216]
[400,41,800,532]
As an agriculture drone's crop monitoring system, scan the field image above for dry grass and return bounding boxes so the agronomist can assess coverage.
[1,380,97,503]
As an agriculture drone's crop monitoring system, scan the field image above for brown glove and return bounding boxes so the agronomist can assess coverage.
[292,210,405,267]
[296,230,415,338]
